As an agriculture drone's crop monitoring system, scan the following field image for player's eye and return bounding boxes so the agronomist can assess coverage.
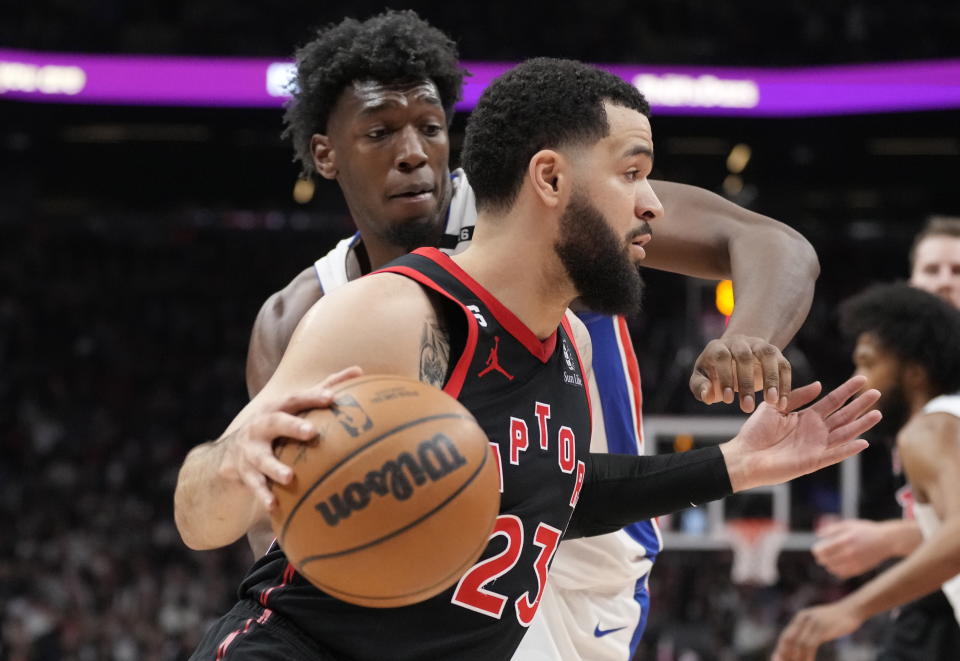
[422,124,443,137]
[366,127,389,139]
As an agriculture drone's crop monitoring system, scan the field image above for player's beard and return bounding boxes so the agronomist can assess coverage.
[554,189,645,316]
[876,378,911,438]
[381,181,452,252]
[382,214,444,252]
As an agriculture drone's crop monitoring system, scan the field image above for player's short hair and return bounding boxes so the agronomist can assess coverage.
[909,215,960,270]
[839,282,960,395]
[283,9,465,178]
[461,58,651,213]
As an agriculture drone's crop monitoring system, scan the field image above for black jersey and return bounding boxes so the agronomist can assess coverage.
[237,248,592,660]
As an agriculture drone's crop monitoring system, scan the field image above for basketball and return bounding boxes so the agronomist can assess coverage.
[270,374,500,608]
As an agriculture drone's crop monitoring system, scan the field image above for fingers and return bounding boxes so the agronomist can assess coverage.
[811,537,856,576]
[707,343,736,404]
[690,341,739,405]
[239,462,278,511]
[689,370,715,404]
[324,365,363,387]
[809,438,869,473]
[691,337,793,413]
[824,389,880,431]
[253,410,318,443]
[730,340,758,412]
[808,375,868,418]
[784,381,822,412]
[275,367,364,414]
[810,538,837,565]
[827,410,881,446]
[225,406,327,509]
[775,612,820,661]
[778,357,792,411]
[753,343,786,409]
[815,520,849,540]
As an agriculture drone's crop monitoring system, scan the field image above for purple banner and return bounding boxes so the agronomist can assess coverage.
[2,48,959,116]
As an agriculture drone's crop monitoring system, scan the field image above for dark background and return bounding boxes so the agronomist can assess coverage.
[3,2,959,659]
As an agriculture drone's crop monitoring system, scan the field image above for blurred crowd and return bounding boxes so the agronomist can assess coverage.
[0,218,316,661]
[5,0,958,65]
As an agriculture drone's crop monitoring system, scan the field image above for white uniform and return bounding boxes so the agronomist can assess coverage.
[314,169,660,661]
[912,394,960,624]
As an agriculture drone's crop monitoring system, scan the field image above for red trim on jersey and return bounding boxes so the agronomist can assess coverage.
[616,315,644,445]
[561,315,592,425]
[374,264,479,400]
[412,248,558,363]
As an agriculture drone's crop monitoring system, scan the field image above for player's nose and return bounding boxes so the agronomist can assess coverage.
[395,126,428,172]
[635,179,664,222]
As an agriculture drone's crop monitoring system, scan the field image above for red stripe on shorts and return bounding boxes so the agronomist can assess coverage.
[215,618,253,661]
[258,562,297,607]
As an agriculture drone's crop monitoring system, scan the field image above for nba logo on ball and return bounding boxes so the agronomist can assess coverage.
[330,394,373,437]
[271,375,500,608]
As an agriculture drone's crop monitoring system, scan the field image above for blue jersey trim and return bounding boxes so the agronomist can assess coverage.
[577,311,660,651]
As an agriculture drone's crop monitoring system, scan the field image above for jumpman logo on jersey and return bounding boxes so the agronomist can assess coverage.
[478,336,513,380]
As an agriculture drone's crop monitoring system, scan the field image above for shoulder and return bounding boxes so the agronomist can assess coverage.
[251,266,324,353]
[897,411,960,485]
[898,411,960,454]
[295,272,437,343]
[246,266,325,395]
[276,272,441,385]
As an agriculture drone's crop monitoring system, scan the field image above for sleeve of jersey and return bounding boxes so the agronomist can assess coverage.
[564,447,732,539]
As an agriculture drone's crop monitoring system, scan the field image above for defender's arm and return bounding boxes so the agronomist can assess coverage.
[246,266,324,398]
[647,181,819,411]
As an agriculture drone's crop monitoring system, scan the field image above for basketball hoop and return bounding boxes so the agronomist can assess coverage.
[722,517,786,586]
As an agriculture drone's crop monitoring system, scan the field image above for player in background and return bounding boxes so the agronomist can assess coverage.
[774,283,960,660]
[809,216,960,657]
[249,11,815,660]
[177,56,877,661]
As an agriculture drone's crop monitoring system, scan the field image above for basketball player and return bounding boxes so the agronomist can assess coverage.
[809,216,960,657]
[774,283,960,661]
[177,57,878,661]
[236,12,815,660]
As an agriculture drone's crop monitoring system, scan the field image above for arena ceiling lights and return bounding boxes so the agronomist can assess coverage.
[2,48,959,117]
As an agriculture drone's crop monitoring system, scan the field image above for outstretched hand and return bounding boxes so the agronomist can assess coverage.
[812,519,897,578]
[720,376,881,492]
[689,334,791,413]
[773,600,864,661]
[215,366,363,510]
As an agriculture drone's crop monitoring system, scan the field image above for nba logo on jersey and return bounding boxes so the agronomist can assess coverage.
[560,338,583,388]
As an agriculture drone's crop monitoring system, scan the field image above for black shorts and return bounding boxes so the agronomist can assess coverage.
[190,600,336,661]
[878,590,960,661]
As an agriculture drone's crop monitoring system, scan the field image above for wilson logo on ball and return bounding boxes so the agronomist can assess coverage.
[315,433,468,526]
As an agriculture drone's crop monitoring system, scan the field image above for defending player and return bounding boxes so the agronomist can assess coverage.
[236,12,815,659]
[774,283,960,661]
[809,216,960,657]
[177,57,878,661]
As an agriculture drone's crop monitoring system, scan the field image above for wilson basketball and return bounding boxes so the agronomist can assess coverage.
[270,374,500,608]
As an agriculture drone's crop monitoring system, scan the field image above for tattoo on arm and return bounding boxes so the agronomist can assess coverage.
[419,318,450,388]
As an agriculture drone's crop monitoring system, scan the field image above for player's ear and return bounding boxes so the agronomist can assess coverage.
[528,150,567,209]
[312,134,338,180]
